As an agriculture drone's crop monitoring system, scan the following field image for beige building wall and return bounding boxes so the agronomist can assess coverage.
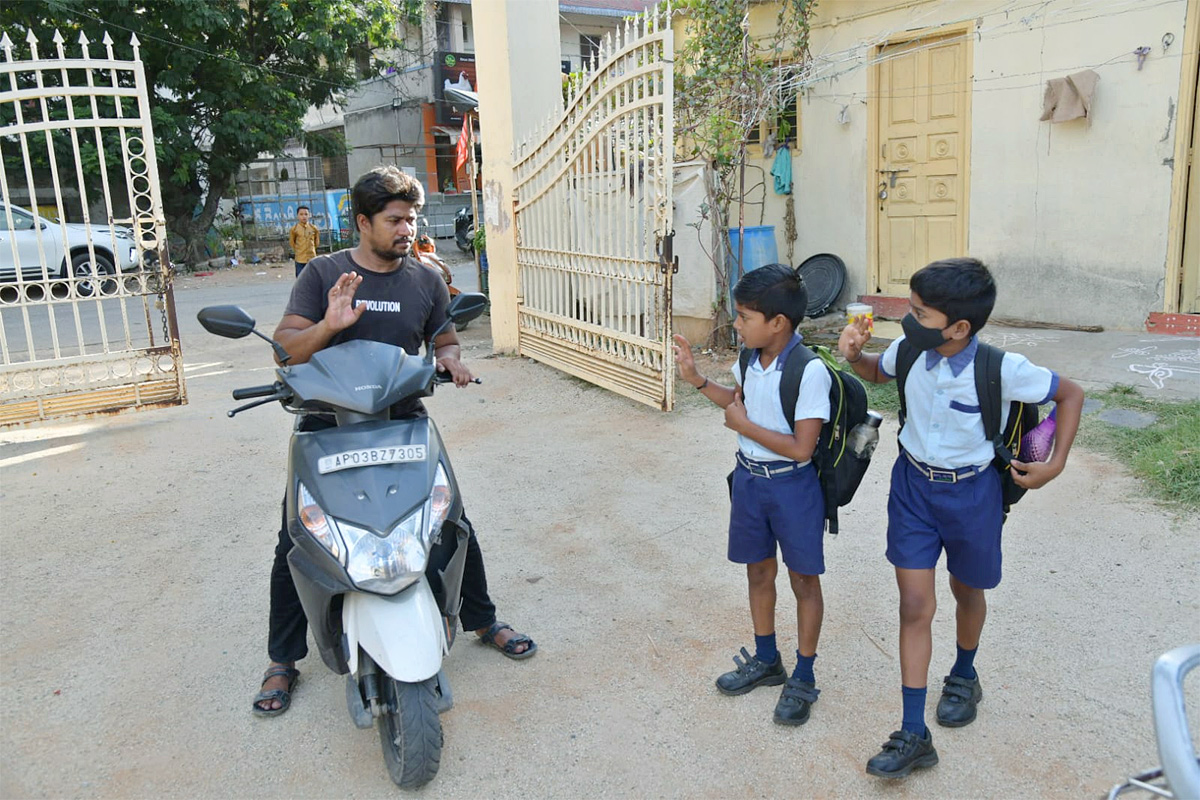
[473,0,563,352]
[742,0,1192,330]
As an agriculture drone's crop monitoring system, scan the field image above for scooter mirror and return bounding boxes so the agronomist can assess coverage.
[447,292,488,327]
[197,305,257,339]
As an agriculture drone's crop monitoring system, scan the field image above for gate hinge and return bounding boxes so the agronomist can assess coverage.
[658,231,679,275]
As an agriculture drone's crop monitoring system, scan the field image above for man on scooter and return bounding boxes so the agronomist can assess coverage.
[252,166,537,717]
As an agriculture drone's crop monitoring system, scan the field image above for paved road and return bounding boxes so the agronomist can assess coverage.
[1,267,1197,798]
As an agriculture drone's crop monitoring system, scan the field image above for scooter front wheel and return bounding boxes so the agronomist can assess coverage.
[379,676,443,788]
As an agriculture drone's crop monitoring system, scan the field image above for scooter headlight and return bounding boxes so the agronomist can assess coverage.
[426,463,453,543]
[339,508,427,595]
[298,482,342,561]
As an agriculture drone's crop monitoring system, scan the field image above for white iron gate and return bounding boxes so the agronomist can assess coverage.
[513,3,676,410]
[0,30,185,426]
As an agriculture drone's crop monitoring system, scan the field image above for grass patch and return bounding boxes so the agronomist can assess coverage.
[861,377,901,415]
[1078,386,1200,512]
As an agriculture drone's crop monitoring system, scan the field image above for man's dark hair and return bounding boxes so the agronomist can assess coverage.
[732,263,808,329]
[351,166,425,225]
[296,205,310,213]
[909,257,997,335]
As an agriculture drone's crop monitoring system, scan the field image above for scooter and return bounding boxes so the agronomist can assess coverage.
[454,206,474,253]
[198,292,489,789]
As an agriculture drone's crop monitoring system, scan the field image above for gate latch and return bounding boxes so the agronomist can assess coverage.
[658,231,679,275]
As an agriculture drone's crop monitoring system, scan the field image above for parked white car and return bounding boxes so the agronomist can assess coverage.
[0,202,139,295]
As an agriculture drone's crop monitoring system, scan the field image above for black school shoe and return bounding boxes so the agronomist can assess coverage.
[773,677,820,725]
[865,728,939,778]
[715,647,786,696]
[936,673,983,727]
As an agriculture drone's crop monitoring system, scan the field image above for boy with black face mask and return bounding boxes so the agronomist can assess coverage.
[837,258,1084,779]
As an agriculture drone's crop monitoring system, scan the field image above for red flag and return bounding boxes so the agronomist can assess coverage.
[454,113,470,173]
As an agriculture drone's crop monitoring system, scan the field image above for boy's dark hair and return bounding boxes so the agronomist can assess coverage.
[296,205,310,213]
[910,257,997,335]
[732,263,808,329]
[351,166,425,225]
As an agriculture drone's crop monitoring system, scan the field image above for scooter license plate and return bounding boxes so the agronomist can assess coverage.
[317,445,427,474]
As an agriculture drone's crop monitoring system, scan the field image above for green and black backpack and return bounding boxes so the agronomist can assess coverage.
[737,343,874,534]
[894,340,1040,512]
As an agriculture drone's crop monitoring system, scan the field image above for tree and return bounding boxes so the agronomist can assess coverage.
[674,0,816,343]
[0,0,417,264]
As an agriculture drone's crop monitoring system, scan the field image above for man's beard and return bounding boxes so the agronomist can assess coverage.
[371,239,410,261]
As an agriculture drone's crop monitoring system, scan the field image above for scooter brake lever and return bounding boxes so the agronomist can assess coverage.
[227,392,289,417]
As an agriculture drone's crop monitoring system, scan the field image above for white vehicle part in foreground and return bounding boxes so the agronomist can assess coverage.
[344,577,446,682]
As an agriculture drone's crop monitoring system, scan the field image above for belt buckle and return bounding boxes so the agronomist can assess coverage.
[929,468,958,484]
[741,457,770,479]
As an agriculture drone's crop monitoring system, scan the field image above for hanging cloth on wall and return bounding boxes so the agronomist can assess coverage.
[771,143,793,195]
[1039,69,1100,123]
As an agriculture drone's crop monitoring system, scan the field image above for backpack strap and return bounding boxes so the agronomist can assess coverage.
[740,343,817,428]
[737,347,753,388]
[974,341,1004,445]
[779,344,817,428]
[894,339,919,430]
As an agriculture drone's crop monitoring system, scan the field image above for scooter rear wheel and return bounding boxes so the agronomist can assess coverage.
[378,676,443,789]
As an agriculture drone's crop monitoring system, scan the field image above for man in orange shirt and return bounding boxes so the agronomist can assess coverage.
[289,205,319,277]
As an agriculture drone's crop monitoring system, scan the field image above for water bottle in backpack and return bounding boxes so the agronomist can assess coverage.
[847,411,884,459]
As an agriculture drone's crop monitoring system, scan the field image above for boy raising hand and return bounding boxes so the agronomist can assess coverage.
[674,264,831,728]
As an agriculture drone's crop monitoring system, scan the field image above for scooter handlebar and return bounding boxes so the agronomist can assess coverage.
[232,383,280,400]
[434,373,482,385]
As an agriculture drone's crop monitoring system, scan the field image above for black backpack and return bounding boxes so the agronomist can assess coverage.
[894,340,1041,513]
[737,343,873,535]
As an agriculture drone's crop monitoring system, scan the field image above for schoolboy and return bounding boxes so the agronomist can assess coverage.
[673,264,831,726]
[838,257,1084,777]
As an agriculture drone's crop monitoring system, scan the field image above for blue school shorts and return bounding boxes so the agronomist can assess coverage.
[728,458,825,576]
[886,453,1005,589]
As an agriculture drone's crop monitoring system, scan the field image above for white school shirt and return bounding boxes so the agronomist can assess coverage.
[879,335,1059,469]
[730,334,832,463]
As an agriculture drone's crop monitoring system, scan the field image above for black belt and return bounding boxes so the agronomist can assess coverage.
[736,451,809,478]
[903,451,986,484]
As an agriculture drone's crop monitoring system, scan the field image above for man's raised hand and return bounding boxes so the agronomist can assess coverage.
[325,271,367,333]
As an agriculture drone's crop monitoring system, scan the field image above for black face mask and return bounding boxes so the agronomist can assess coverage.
[901,313,952,351]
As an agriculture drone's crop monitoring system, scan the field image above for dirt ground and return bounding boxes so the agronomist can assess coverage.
[1,264,1197,799]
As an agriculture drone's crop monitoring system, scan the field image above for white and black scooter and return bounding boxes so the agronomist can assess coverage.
[198,293,489,789]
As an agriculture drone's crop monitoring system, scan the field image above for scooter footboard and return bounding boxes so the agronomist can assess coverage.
[343,578,446,682]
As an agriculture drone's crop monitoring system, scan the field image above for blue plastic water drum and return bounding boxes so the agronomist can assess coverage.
[727,225,779,279]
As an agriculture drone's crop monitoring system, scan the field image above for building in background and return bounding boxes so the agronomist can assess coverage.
[292,0,654,240]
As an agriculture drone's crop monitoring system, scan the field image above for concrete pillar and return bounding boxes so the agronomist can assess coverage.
[448,5,464,52]
[472,0,561,352]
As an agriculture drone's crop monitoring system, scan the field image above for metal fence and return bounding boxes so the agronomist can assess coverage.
[0,29,185,425]
[513,3,676,410]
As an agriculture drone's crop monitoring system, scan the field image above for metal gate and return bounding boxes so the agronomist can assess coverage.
[513,3,676,410]
[0,30,185,426]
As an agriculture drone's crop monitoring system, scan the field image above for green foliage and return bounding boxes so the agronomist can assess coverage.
[0,0,412,262]
[674,0,815,170]
[673,0,817,336]
[472,224,485,252]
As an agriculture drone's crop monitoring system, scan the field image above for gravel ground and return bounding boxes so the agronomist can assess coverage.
[1,263,1197,799]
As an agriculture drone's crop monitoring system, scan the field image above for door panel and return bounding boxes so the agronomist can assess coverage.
[876,33,970,294]
[1182,82,1200,313]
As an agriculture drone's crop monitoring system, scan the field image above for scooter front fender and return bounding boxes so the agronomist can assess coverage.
[343,578,446,682]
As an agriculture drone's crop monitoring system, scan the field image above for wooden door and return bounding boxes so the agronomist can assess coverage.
[875,33,970,294]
